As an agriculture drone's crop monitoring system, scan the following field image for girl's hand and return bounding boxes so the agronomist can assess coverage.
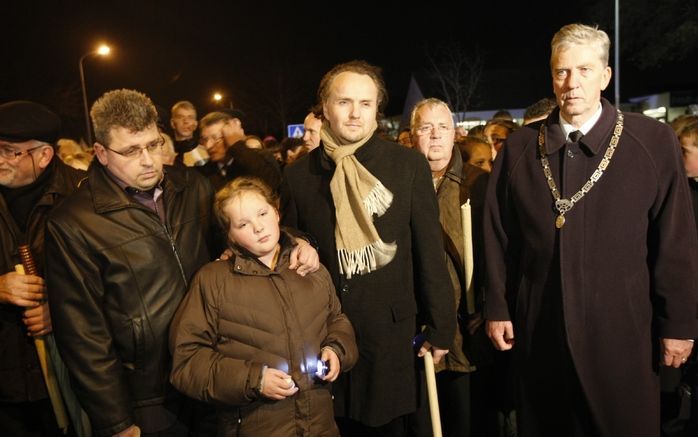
[320,347,340,382]
[260,367,299,400]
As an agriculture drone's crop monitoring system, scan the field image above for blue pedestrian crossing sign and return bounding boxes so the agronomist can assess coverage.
[287,124,305,138]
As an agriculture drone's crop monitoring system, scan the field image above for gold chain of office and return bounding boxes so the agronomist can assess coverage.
[537,110,624,229]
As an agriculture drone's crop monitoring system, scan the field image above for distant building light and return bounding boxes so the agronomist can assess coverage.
[642,106,667,119]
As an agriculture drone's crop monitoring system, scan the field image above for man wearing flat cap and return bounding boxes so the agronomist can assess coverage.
[0,100,85,435]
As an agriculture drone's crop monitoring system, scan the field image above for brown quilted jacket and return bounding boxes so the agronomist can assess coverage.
[170,233,357,436]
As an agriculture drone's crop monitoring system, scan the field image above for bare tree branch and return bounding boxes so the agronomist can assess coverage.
[423,42,484,121]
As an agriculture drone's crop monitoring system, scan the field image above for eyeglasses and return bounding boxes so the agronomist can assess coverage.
[201,135,225,146]
[415,124,453,136]
[0,145,45,161]
[105,137,165,159]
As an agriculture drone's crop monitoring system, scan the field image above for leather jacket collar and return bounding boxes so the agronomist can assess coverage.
[87,162,186,214]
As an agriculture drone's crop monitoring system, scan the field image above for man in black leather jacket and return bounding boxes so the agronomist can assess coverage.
[45,89,216,437]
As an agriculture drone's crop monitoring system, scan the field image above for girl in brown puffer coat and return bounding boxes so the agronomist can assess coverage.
[169,176,358,436]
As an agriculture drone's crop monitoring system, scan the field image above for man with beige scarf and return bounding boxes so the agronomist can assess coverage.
[281,60,455,436]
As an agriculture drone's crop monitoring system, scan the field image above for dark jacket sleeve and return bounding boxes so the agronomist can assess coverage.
[169,267,264,406]
[410,153,457,349]
[45,218,134,437]
[482,139,518,322]
[318,267,358,372]
[279,175,299,229]
[645,123,698,338]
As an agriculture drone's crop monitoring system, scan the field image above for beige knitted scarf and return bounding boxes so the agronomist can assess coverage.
[321,120,397,278]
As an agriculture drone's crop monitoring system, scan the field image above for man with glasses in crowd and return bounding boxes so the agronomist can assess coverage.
[45,89,217,437]
[197,111,281,192]
[0,100,85,436]
[410,98,489,437]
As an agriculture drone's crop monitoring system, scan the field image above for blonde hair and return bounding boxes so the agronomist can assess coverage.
[171,100,196,117]
[551,23,610,67]
[214,177,279,235]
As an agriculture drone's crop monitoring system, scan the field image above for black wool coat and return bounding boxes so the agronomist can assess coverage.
[483,98,698,437]
[281,134,456,427]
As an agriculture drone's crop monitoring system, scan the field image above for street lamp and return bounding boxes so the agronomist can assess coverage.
[79,44,110,146]
[213,92,223,104]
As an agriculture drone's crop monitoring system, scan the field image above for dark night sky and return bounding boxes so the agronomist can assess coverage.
[2,0,696,139]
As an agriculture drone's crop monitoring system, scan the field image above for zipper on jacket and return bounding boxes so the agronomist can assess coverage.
[161,222,188,287]
[114,200,190,288]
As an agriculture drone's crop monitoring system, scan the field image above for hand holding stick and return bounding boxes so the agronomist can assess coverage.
[16,244,69,433]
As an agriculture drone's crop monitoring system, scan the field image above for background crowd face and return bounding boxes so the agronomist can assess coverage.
[467,142,493,173]
[302,113,322,150]
[484,124,508,153]
[95,124,164,191]
[681,133,698,178]
[412,104,455,170]
[200,121,228,163]
[0,140,52,188]
[170,107,197,140]
[551,43,611,127]
[322,72,378,144]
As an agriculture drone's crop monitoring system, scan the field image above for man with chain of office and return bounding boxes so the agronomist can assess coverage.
[483,23,698,437]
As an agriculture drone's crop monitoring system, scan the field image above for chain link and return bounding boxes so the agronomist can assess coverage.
[538,110,624,228]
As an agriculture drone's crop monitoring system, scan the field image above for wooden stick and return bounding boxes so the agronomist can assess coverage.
[15,264,70,433]
[461,201,476,315]
[424,350,443,437]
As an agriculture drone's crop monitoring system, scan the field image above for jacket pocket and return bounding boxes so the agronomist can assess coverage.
[390,300,417,371]
[390,299,416,323]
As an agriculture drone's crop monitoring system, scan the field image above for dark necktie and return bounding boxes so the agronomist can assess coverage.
[568,130,583,143]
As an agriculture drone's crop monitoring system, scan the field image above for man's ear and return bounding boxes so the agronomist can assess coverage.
[36,145,55,170]
[94,143,109,166]
[601,66,612,91]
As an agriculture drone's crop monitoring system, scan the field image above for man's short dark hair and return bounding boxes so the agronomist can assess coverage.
[492,110,513,121]
[90,89,158,146]
[200,110,246,131]
[524,98,557,122]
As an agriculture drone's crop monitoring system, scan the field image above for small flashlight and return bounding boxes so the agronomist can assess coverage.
[315,359,329,378]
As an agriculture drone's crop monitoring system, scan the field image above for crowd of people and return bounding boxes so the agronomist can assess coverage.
[1,22,697,437]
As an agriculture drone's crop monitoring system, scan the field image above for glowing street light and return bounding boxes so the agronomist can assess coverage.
[96,44,111,56]
[213,93,223,103]
[79,43,111,146]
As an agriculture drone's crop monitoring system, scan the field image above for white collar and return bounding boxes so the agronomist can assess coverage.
[559,102,603,140]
